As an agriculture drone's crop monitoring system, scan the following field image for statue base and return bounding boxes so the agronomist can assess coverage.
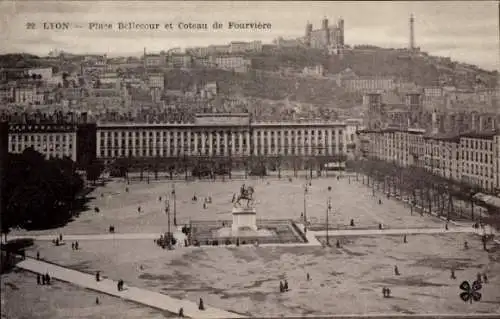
[232,207,257,233]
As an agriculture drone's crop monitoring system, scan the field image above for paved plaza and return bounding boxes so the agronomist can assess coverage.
[4,172,500,318]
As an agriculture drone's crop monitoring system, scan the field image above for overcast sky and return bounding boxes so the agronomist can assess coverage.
[0,1,498,71]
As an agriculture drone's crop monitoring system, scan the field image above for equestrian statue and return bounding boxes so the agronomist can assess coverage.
[234,184,255,208]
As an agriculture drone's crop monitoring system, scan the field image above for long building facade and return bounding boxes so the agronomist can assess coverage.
[96,120,347,163]
[7,123,97,167]
[7,115,350,170]
[358,128,500,192]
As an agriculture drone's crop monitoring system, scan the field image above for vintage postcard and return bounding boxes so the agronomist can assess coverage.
[0,1,499,318]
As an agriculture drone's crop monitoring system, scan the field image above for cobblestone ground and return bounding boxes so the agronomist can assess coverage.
[1,269,174,319]
[12,172,445,236]
[26,233,500,317]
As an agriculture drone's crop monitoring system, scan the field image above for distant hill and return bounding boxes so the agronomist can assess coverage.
[0,53,41,69]
[249,47,498,88]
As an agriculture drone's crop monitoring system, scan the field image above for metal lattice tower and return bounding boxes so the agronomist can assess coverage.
[409,14,415,51]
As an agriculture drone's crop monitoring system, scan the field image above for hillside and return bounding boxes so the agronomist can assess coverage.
[164,69,362,107]
[249,47,498,88]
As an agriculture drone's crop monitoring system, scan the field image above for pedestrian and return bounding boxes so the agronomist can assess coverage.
[378,199,382,205]
[379,223,382,230]
[306,273,310,281]
[477,273,482,284]
[279,281,284,293]
[36,251,40,260]
[445,223,449,231]
[96,271,100,282]
[45,273,51,285]
[386,288,391,297]
[55,238,59,246]
[284,280,289,291]
[198,298,205,310]
[59,234,63,241]
[350,219,355,227]
[179,307,184,317]
[71,242,75,250]
[117,281,121,291]
[403,235,407,243]
[464,241,469,250]
[95,297,100,305]
[75,241,79,250]
[394,266,400,276]
[37,274,41,285]
[483,273,488,284]
[336,240,341,248]
[451,269,456,279]
[41,274,46,285]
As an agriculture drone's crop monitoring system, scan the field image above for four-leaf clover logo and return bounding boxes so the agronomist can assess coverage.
[460,280,482,303]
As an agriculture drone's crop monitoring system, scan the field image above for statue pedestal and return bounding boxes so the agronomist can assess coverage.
[232,207,257,233]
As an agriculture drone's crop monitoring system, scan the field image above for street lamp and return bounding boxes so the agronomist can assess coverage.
[303,183,308,225]
[165,198,172,250]
[172,184,177,226]
[326,197,332,246]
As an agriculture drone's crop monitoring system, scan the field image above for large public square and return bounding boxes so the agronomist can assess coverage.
[3,171,500,318]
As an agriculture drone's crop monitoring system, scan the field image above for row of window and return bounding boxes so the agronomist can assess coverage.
[100,138,335,147]
[10,135,71,142]
[99,146,340,158]
[462,139,493,151]
[99,130,343,138]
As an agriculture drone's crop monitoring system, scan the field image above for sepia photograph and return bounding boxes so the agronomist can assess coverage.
[0,1,499,318]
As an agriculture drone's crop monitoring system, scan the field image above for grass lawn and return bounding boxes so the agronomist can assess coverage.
[25,232,500,317]
[12,173,446,237]
[1,269,175,319]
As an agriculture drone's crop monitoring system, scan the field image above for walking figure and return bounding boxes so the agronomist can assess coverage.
[138,206,141,213]
[483,273,488,283]
[378,199,382,205]
[350,219,355,227]
[464,241,469,250]
[37,274,41,285]
[403,235,407,243]
[96,271,100,282]
[284,280,289,291]
[279,281,284,293]
[45,273,51,285]
[179,307,184,317]
[451,269,456,279]
[379,223,383,230]
[41,274,46,285]
[382,287,387,298]
[198,298,205,310]
[71,242,75,250]
[477,272,482,284]
[36,251,40,260]
[306,273,310,281]
[394,266,400,276]
[95,297,100,305]
[445,223,449,231]
[59,234,63,241]
[336,240,341,248]
[75,241,79,250]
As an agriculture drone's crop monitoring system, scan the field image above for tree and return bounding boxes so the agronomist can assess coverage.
[2,148,85,236]
[86,159,105,185]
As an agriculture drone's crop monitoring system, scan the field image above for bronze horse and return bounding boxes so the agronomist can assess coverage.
[235,185,255,208]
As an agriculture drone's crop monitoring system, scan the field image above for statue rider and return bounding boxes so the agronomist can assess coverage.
[240,184,246,196]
